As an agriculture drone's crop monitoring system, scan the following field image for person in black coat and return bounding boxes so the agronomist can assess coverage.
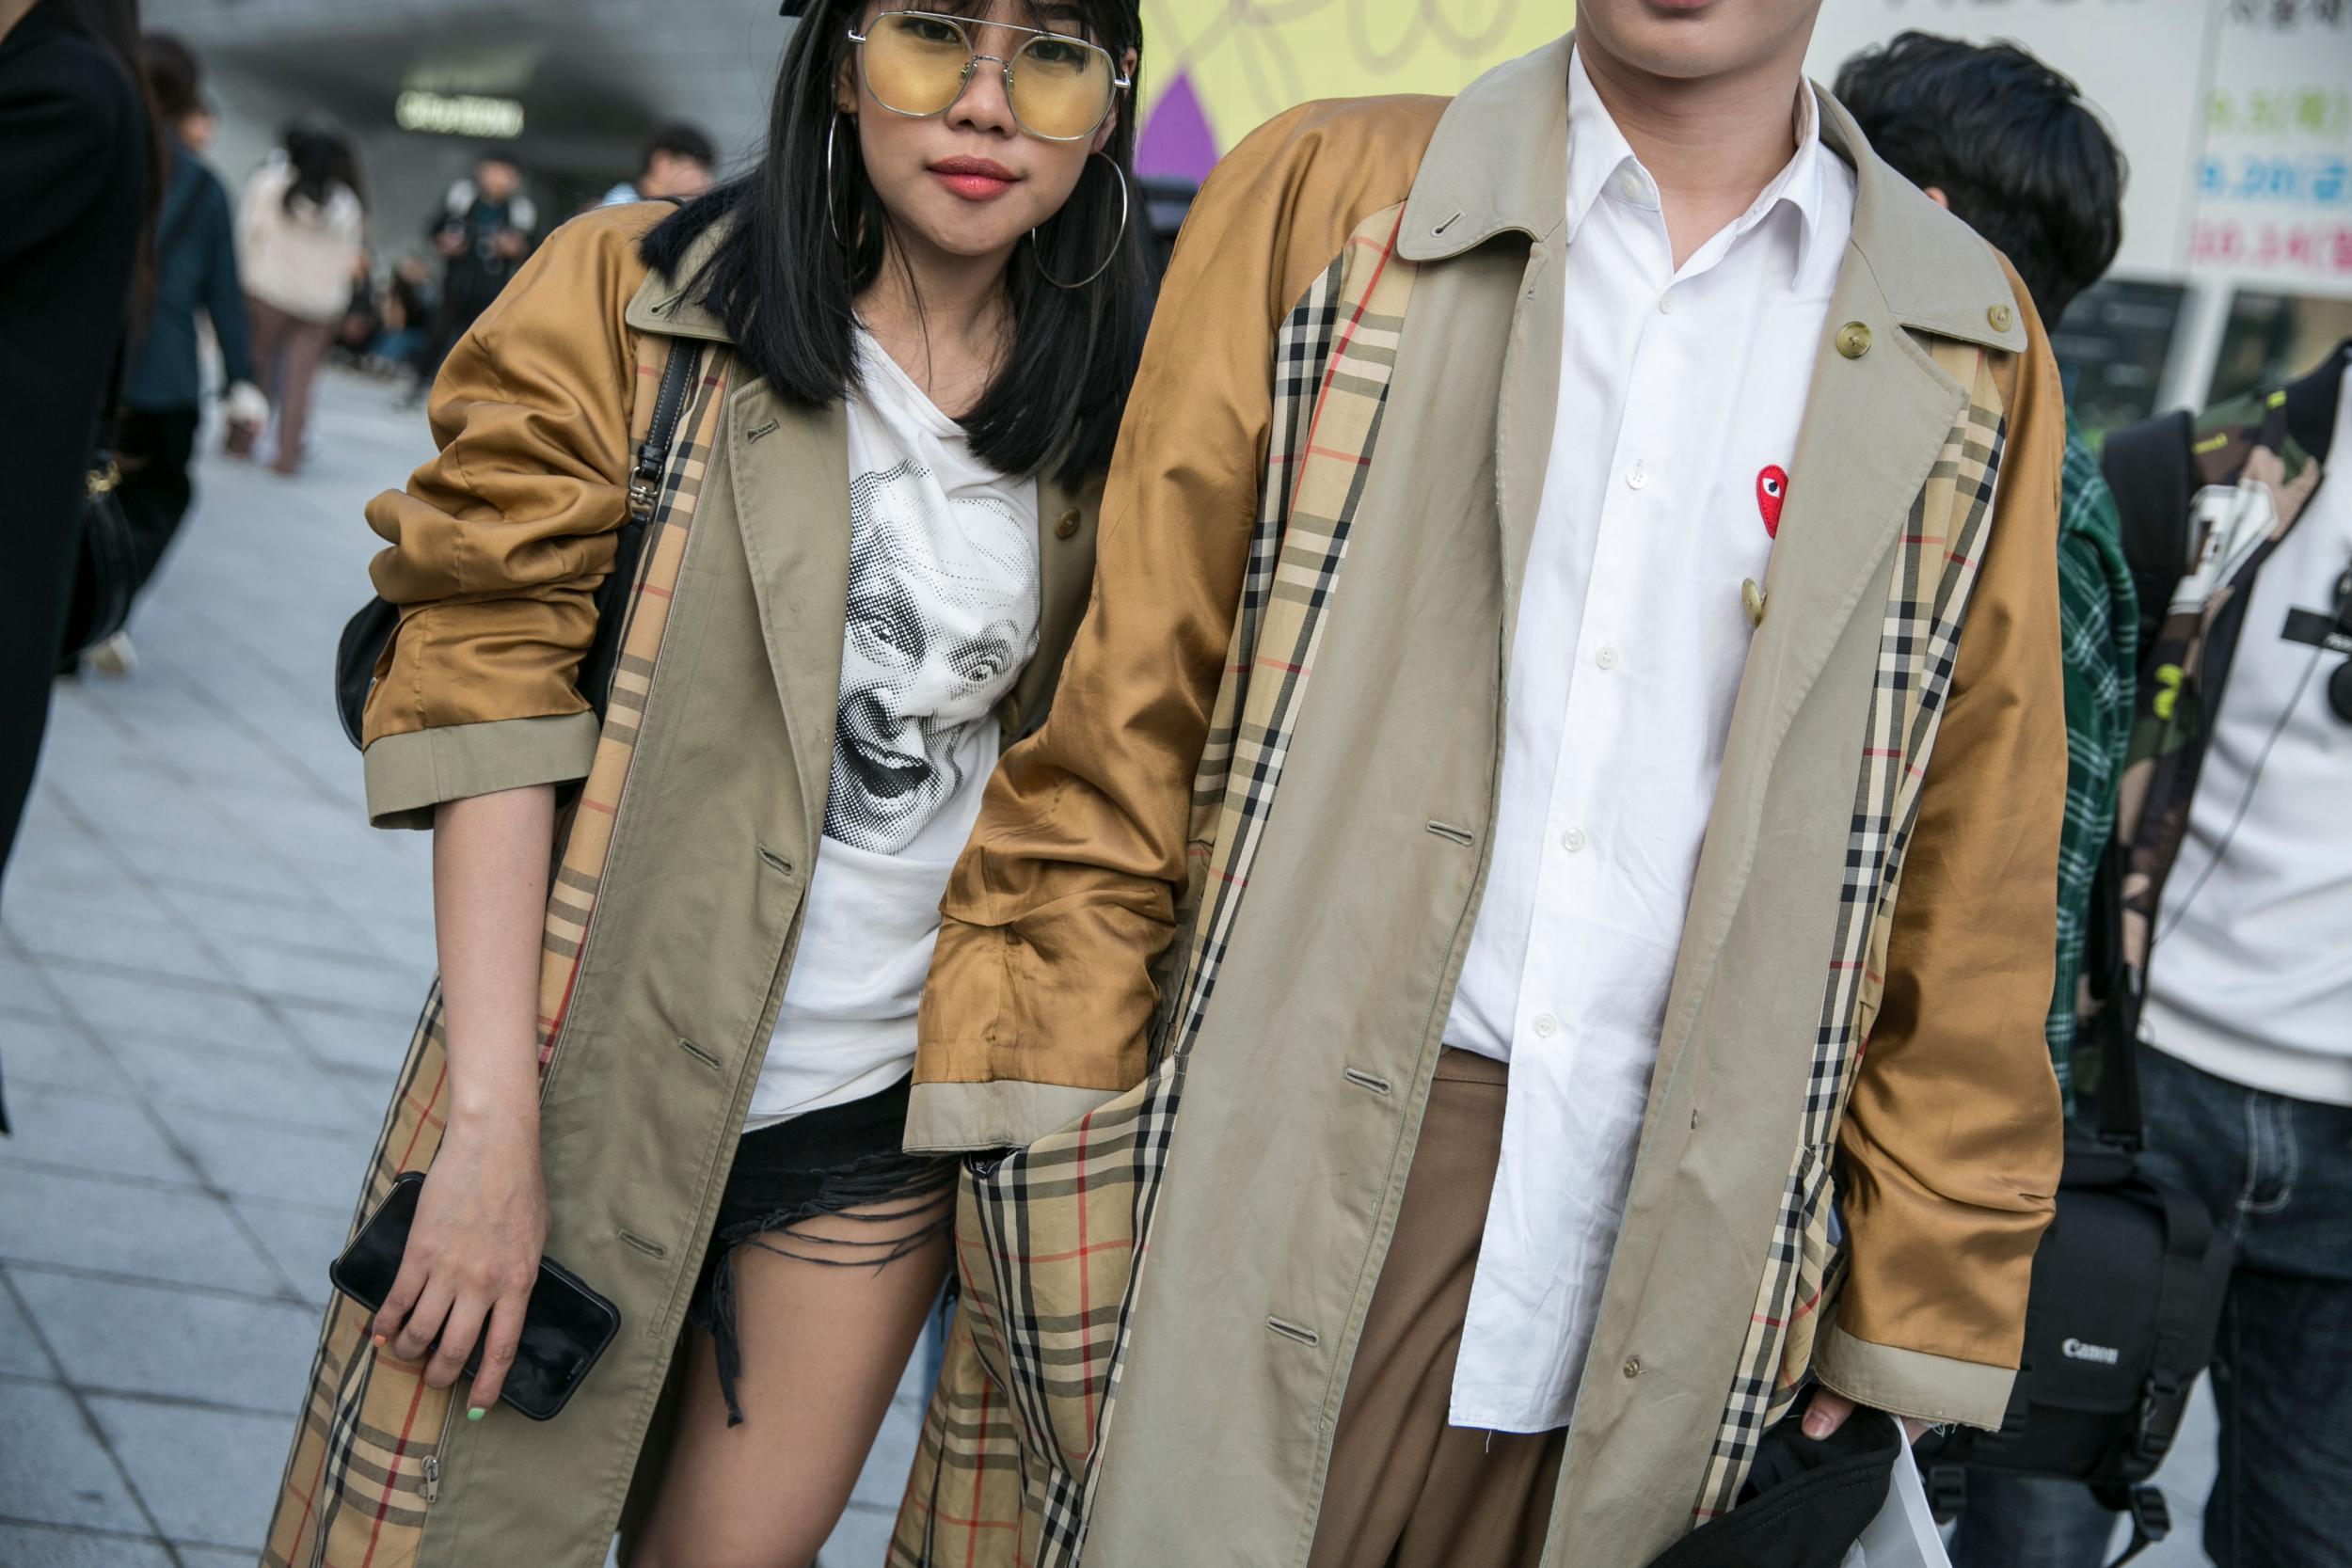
[0,0,152,902]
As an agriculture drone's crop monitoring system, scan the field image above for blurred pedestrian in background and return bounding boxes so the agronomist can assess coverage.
[0,0,155,907]
[86,30,264,678]
[234,119,365,475]
[420,147,535,394]
[598,119,719,208]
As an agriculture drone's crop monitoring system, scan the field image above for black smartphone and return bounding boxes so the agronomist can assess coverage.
[329,1171,621,1421]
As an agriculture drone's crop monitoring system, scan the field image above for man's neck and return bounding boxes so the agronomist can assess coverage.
[1578,40,1808,270]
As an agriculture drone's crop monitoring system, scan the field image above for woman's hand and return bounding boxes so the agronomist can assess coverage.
[373,1106,548,1418]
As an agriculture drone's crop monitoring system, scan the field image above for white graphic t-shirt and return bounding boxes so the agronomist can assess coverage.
[747,330,1041,1129]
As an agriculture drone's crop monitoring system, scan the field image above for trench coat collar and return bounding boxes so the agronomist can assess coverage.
[623,218,736,342]
[1397,31,2030,358]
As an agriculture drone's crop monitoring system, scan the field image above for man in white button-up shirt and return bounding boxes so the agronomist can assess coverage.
[906,0,2073,1560]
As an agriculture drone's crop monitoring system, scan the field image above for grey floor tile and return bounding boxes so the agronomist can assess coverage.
[120,842,312,907]
[823,1502,897,1567]
[0,1167,279,1297]
[107,1035,372,1134]
[0,1017,134,1097]
[176,1547,268,1568]
[0,1278,50,1379]
[232,948,427,1019]
[0,1084,197,1186]
[230,1198,357,1309]
[0,1379,148,1534]
[12,1268,315,1416]
[151,883,373,962]
[38,967,296,1058]
[165,1103,373,1206]
[275,996,425,1077]
[0,949,64,1016]
[87,1395,289,1550]
[0,1521,175,1568]
[7,909,232,992]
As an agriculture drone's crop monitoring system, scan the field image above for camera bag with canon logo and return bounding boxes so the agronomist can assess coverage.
[1915,840,2234,1566]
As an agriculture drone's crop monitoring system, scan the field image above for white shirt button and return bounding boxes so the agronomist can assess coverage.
[1658,292,1676,314]
[1562,827,1587,853]
[1619,172,1645,203]
[1596,645,1620,671]
[1626,461,1648,490]
[1533,1013,1559,1038]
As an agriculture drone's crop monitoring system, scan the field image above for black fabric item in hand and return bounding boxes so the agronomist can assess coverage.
[1644,1387,1903,1568]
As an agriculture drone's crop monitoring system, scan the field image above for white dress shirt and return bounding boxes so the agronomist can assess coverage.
[1442,48,1857,1433]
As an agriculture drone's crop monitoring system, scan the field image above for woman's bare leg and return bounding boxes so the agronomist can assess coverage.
[628,1201,951,1568]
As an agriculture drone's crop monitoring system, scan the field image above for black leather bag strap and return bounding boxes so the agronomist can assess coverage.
[2100,409,2196,676]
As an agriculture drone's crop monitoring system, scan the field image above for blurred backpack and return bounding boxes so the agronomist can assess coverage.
[1915,408,2233,1568]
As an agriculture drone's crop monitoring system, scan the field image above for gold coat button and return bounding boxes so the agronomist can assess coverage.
[1054,509,1082,540]
[1989,302,2014,332]
[1835,322,1871,359]
[1741,578,1768,628]
[1623,1356,1644,1379]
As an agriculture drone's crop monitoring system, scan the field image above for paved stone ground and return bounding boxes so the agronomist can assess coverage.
[0,369,2217,1567]
[0,371,914,1567]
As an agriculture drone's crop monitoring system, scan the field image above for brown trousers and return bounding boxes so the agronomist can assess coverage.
[242,294,333,474]
[1307,1049,1568,1568]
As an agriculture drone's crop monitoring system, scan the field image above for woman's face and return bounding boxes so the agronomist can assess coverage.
[836,1,1126,267]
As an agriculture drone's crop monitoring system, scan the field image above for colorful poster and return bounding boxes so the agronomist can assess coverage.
[1134,1,1573,181]
[2192,0,2352,286]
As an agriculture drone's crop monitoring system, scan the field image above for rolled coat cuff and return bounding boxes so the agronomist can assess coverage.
[903,1079,1128,1155]
[362,711,600,830]
[1811,1308,2018,1431]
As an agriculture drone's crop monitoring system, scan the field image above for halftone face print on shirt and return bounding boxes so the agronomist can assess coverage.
[828,457,1041,854]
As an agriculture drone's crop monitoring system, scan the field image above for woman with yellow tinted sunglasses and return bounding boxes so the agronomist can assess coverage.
[258,4,1145,1567]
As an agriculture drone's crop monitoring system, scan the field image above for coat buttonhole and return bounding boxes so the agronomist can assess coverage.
[678,1037,722,1071]
[1343,1068,1392,1096]
[619,1230,667,1259]
[1266,1316,1320,1347]
[1425,821,1475,847]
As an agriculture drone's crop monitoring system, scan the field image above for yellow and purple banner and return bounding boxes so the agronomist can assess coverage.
[1134,1,1569,181]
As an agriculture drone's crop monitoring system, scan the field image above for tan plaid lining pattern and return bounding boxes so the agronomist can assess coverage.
[889,204,1419,1568]
[261,336,732,1568]
[1694,342,2009,1521]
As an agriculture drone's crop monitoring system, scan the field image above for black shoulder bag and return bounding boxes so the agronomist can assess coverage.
[333,336,703,749]
[62,350,139,661]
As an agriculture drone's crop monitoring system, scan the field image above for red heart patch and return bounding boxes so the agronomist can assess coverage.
[1756,465,1788,538]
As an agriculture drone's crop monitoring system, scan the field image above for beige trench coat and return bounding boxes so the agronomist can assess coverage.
[902,37,2069,1568]
[261,203,1105,1568]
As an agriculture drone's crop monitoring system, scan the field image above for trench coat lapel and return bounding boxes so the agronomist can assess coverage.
[1650,94,2028,1068]
[728,385,852,832]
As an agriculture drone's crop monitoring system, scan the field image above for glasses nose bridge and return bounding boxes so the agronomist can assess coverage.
[952,44,1019,119]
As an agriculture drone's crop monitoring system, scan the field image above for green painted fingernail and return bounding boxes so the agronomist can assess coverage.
[466,1406,486,1422]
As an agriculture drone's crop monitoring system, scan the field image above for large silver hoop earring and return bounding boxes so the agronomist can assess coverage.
[1030,150,1130,292]
[825,113,853,246]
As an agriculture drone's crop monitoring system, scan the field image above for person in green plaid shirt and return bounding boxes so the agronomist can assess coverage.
[1838,33,2142,1567]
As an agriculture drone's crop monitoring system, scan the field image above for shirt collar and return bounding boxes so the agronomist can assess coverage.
[1565,44,1831,283]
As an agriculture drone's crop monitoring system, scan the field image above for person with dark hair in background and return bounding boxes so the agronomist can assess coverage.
[0,0,154,913]
[260,2,1148,1563]
[235,119,365,475]
[599,119,719,208]
[84,29,264,678]
[419,146,536,394]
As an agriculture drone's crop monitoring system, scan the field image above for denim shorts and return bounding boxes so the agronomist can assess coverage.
[683,1074,956,1425]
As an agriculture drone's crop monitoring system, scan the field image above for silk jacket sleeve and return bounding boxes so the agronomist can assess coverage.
[909,100,1441,1152]
[358,207,658,830]
[1816,260,2070,1430]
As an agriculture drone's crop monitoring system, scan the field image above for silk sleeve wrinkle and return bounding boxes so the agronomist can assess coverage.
[359,210,658,749]
[915,97,1444,1095]
[1830,256,2068,1386]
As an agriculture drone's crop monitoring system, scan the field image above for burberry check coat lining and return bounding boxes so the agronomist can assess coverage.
[893,35,2070,1568]
[260,201,1107,1568]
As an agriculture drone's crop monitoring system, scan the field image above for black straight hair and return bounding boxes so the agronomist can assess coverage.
[641,0,1147,486]
[1835,32,2126,329]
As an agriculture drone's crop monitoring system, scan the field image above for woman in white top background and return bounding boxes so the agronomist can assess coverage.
[234,119,362,474]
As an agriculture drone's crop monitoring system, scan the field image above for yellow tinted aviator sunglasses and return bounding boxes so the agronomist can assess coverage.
[849,10,1129,143]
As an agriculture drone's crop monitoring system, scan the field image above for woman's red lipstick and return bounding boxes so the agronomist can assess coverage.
[930,156,1020,199]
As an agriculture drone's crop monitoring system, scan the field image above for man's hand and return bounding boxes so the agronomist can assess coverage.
[1804,1388,1931,1446]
